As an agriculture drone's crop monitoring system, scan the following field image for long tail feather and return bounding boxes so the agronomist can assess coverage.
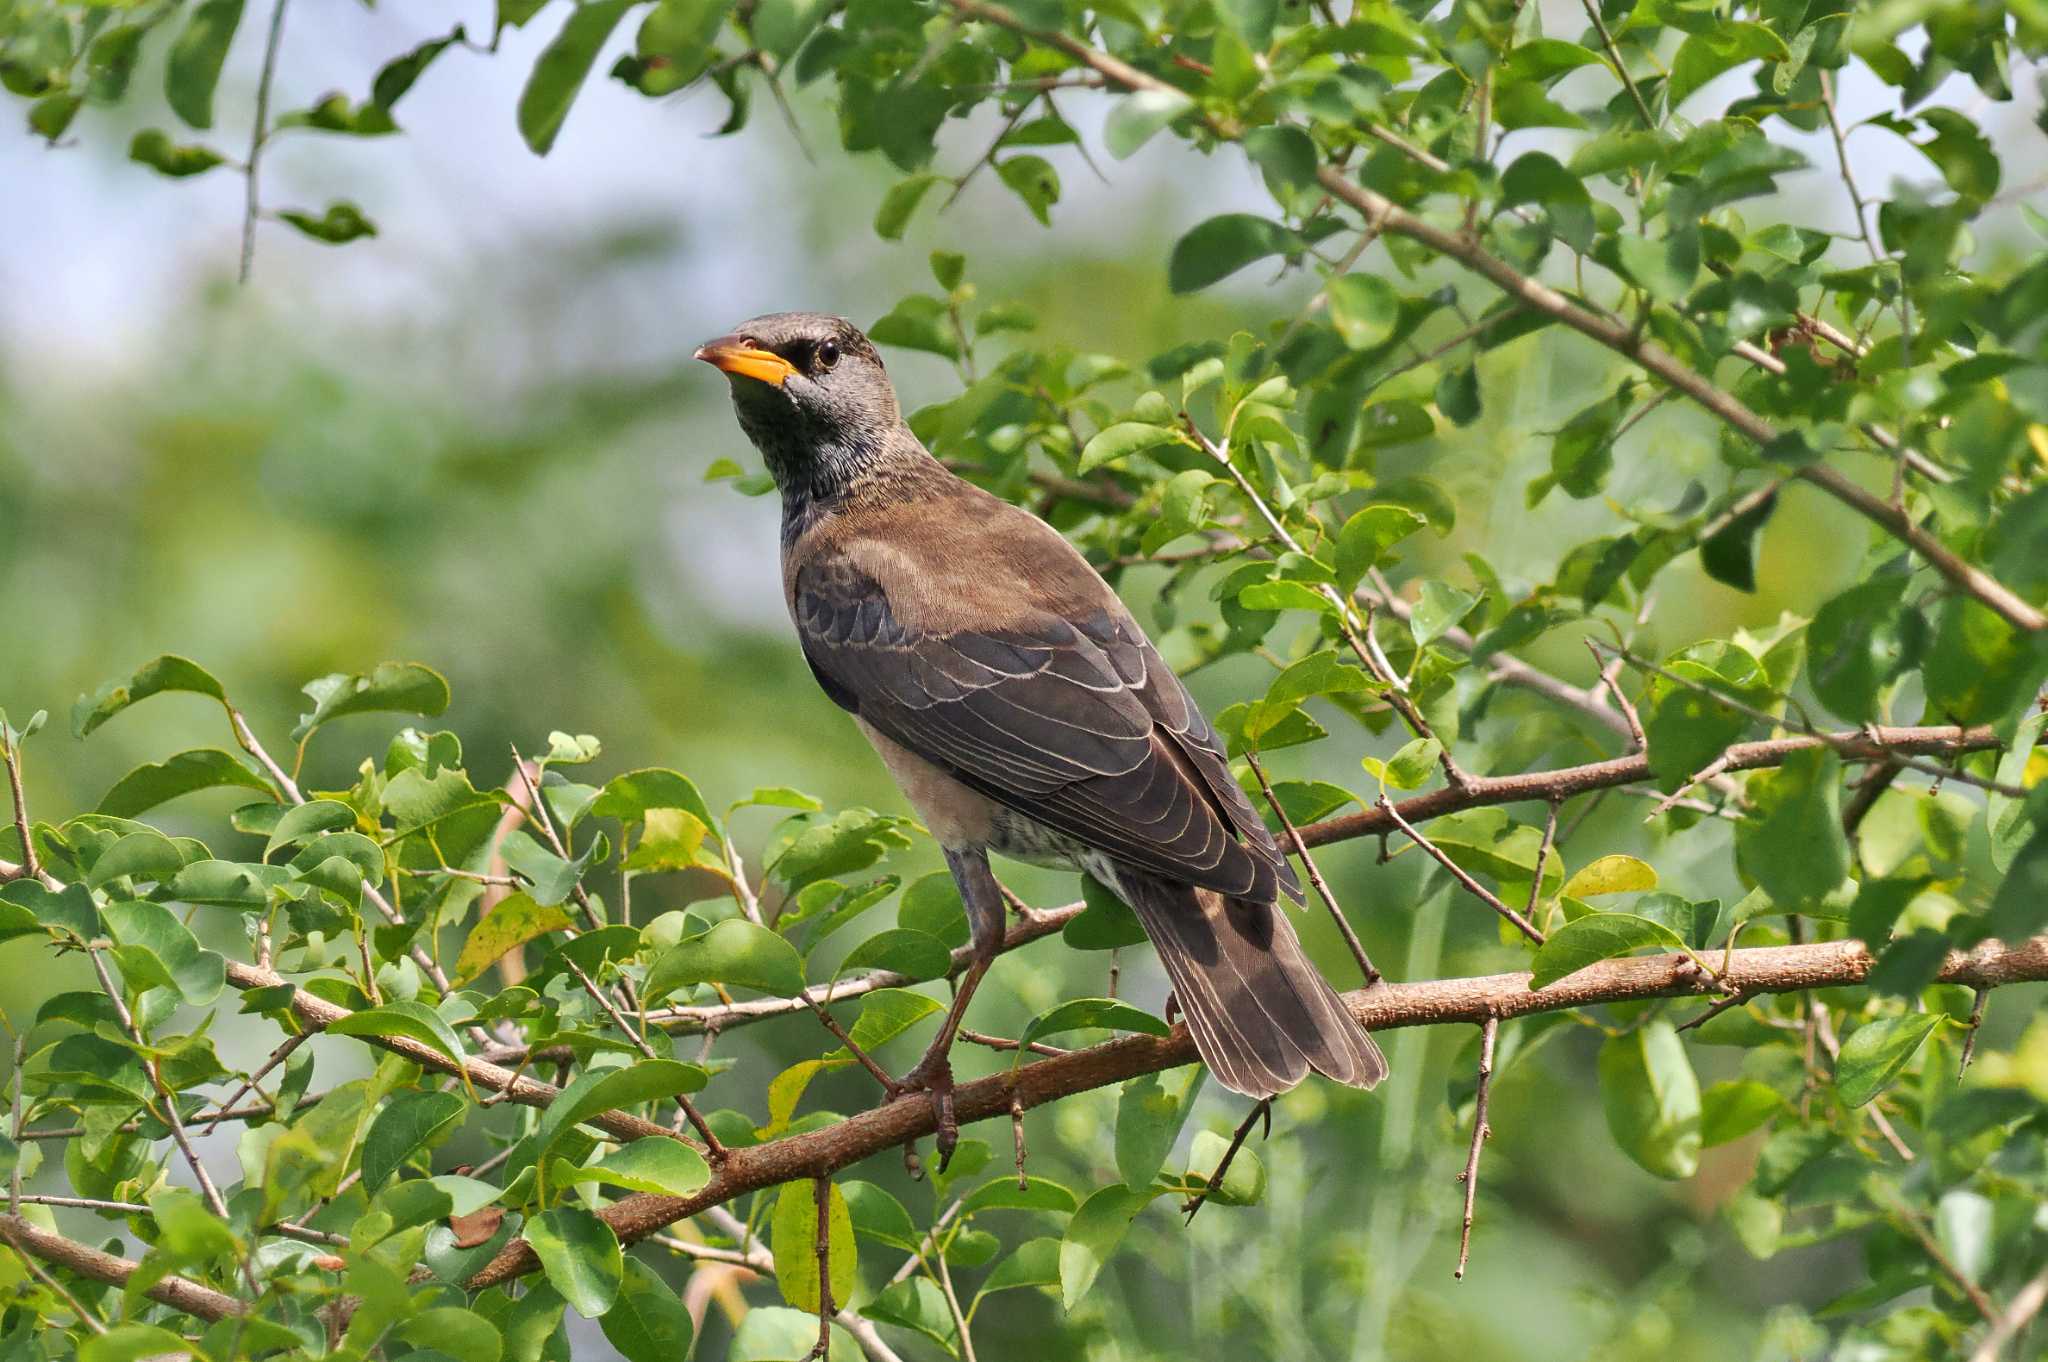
[1115,869,1387,1098]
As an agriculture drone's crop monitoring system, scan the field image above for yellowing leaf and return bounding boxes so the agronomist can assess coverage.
[1561,854,1658,899]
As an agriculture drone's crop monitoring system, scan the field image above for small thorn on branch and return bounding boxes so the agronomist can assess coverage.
[1011,1095,1028,1189]
[1958,987,1989,1075]
[1184,1099,1271,1223]
[1455,1015,1499,1281]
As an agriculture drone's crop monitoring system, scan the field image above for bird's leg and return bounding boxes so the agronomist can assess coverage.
[887,846,1005,1168]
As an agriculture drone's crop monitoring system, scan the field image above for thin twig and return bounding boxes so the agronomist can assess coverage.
[1454,1016,1499,1280]
[1969,1263,2048,1362]
[2,728,39,882]
[238,0,291,285]
[1576,0,1654,126]
[1184,1100,1270,1223]
[1246,752,1381,985]
[1377,796,1546,945]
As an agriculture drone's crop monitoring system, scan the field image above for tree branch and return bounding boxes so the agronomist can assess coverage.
[0,1213,243,1322]
[458,931,2048,1293]
[1297,725,1999,849]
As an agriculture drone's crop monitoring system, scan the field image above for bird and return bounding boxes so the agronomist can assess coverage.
[696,312,1385,1153]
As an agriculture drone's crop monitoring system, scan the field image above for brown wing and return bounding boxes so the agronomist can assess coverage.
[791,547,1301,906]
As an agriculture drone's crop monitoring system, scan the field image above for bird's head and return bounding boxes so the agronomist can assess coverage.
[695,312,901,501]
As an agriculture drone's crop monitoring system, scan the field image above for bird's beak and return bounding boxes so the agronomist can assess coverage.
[694,336,797,387]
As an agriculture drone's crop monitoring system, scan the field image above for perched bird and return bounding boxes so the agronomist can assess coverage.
[697,312,1385,1149]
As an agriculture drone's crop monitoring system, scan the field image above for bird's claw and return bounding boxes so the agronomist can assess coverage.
[885,1053,959,1171]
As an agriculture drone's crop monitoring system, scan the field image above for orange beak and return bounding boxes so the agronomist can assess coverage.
[694,336,797,386]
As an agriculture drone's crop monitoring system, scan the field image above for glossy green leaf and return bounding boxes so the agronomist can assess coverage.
[164,0,242,128]
[1834,1013,1940,1108]
[645,919,805,1001]
[1116,1065,1204,1191]
[73,655,225,738]
[362,1089,468,1191]
[527,1204,624,1318]
[97,748,273,817]
[599,1258,694,1362]
[1529,913,1688,988]
[1060,1184,1160,1307]
[1169,215,1299,293]
[1599,1020,1701,1179]
[519,0,635,155]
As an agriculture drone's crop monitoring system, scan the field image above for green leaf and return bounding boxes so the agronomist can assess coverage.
[519,0,635,155]
[1599,1021,1701,1179]
[729,1307,858,1362]
[1105,88,1194,159]
[1807,576,1913,724]
[1060,1184,1160,1307]
[1063,873,1148,950]
[362,1089,468,1192]
[73,655,225,738]
[1435,364,1481,426]
[862,1278,958,1351]
[835,928,951,983]
[398,1307,503,1362]
[528,1061,708,1168]
[327,1000,469,1074]
[645,919,805,1002]
[1078,421,1181,474]
[97,749,273,818]
[875,173,942,239]
[1669,22,1790,108]
[1116,1065,1204,1191]
[526,1205,624,1319]
[600,1258,695,1362]
[1186,1126,1266,1205]
[1987,820,2048,942]
[1362,737,1440,791]
[1698,1080,1784,1146]
[453,893,578,985]
[1736,748,1849,913]
[960,1174,1078,1216]
[84,829,187,889]
[1244,124,1317,195]
[581,1138,712,1197]
[976,1236,1061,1302]
[1699,488,1777,592]
[127,128,228,177]
[1615,230,1700,303]
[1408,581,1477,647]
[102,900,225,1006]
[1169,215,1299,293]
[1334,505,1426,592]
[1528,913,1687,989]
[1327,274,1400,350]
[165,857,285,908]
[81,1325,199,1362]
[996,154,1061,225]
[1834,1013,1940,1108]
[771,1179,855,1313]
[592,767,719,830]
[868,294,958,360]
[1017,997,1169,1056]
[164,0,242,128]
[265,799,359,857]
[279,201,379,245]
[294,662,449,739]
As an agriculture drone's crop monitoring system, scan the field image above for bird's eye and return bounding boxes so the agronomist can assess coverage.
[816,339,840,371]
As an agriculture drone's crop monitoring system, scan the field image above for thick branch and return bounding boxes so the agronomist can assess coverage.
[461,931,2048,1292]
[0,1214,243,1322]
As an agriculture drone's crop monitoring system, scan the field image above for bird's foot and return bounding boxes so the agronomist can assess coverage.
[883,1052,959,1171]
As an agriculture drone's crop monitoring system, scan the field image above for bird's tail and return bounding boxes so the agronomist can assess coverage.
[1115,869,1387,1099]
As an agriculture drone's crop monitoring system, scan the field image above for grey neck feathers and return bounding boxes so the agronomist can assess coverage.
[756,422,938,542]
